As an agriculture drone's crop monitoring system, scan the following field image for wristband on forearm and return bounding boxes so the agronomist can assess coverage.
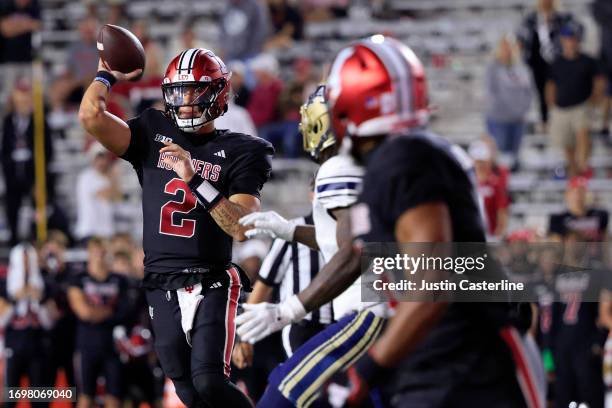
[188,174,222,211]
[94,71,117,90]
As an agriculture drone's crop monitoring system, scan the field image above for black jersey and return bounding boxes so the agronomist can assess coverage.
[122,108,273,288]
[70,272,128,351]
[355,132,518,390]
[358,131,485,243]
[551,264,610,349]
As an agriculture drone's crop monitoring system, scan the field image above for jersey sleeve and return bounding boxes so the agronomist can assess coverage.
[226,139,273,198]
[258,238,291,286]
[315,155,364,211]
[122,110,152,168]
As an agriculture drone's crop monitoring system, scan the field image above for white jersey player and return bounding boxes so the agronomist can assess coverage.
[236,85,388,344]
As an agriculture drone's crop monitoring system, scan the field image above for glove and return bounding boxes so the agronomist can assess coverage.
[239,211,297,241]
[346,350,392,406]
[235,295,306,344]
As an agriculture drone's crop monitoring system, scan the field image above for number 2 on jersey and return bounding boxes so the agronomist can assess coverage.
[159,178,197,237]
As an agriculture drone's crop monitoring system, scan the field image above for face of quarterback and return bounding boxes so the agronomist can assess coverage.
[177,86,206,119]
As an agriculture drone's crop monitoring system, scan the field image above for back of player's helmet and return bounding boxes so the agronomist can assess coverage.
[299,84,336,161]
[326,35,429,144]
[162,48,231,133]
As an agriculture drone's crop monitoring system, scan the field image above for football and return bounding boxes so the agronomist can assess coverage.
[97,24,146,80]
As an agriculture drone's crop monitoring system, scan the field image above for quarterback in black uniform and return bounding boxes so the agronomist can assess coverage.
[238,36,543,407]
[79,48,273,408]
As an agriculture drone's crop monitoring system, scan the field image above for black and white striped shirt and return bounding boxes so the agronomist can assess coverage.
[258,214,333,325]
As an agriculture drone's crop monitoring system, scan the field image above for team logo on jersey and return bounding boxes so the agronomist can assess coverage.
[155,133,174,144]
[157,153,221,182]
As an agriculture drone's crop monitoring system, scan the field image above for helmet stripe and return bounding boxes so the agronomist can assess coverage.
[179,48,198,73]
[187,48,199,74]
[386,41,414,118]
[176,50,187,71]
[365,40,410,120]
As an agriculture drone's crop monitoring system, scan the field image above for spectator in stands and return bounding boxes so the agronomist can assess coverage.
[108,245,163,408]
[2,243,57,408]
[548,176,608,242]
[105,0,130,28]
[167,21,210,63]
[469,139,509,238]
[300,0,349,21]
[68,237,129,408]
[215,100,258,137]
[546,22,606,177]
[131,20,163,78]
[0,0,41,105]
[1,79,53,246]
[481,134,510,191]
[547,231,610,408]
[485,34,533,171]
[264,0,304,50]
[218,0,271,61]
[111,20,164,115]
[592,0,612,137]
[247,53,283,125]
[74,143,122,243]
[109,231,134,257]
[228,60,251,108]
[517,0,574,131]
[49,16,99,114]
[248,53,304,157]
[40,230,77,388]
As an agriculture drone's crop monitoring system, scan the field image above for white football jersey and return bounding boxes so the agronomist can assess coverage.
[313,154,388,319]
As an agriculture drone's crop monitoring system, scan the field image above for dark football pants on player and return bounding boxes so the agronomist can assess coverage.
[4,330,52,408]
[145,268,252,408]
[77,348,124,399]
[554,342,605,408]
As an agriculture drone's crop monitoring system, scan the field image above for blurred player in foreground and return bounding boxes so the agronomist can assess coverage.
[238,36,544,407]
[79,48,273,407]
[238,85,389,407]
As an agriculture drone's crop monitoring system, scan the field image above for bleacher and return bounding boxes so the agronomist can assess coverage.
[0,0,603,247]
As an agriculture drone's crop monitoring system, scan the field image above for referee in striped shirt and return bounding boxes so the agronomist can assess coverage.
[233,213,332,367]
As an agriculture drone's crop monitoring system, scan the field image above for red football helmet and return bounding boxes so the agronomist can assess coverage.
[162,48,231,132]
[326,35,429,143]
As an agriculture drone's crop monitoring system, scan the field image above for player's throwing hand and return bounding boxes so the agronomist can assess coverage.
[97,58,142,82]
[159,141,196,182]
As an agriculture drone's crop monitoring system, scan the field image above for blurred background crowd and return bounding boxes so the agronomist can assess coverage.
[1,0,612,406]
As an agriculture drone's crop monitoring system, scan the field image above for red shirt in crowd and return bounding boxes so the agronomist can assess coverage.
[247,79,283,127]
[478,167,509,235]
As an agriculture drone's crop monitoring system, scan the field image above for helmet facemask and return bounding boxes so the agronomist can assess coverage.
[162,79,227,133]
[300,85,335,161]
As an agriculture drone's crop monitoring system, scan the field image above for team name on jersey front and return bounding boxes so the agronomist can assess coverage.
[156,152,221,182]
